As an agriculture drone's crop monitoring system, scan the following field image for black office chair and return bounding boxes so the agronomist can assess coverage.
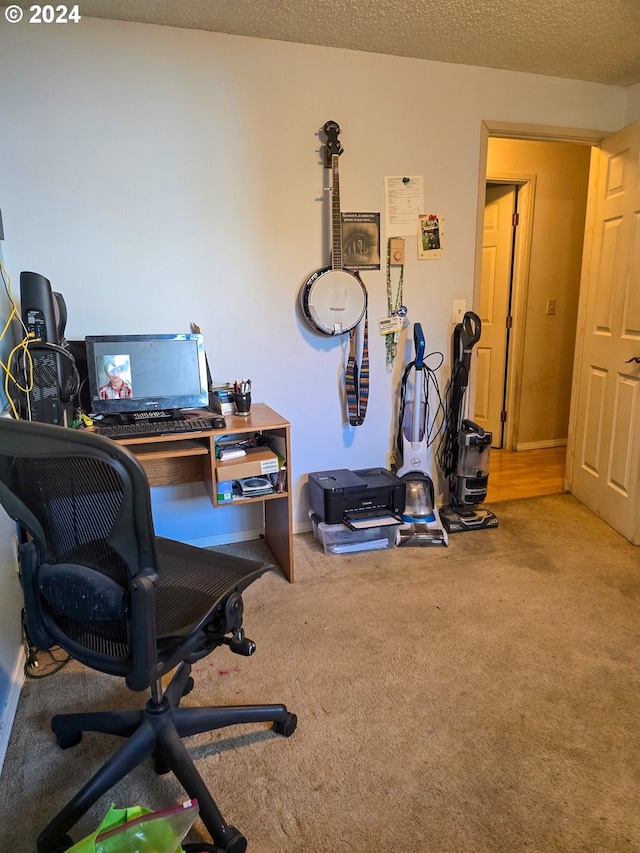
[0,418,296,853]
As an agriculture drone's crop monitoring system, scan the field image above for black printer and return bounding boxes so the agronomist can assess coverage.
[308,467,406,528]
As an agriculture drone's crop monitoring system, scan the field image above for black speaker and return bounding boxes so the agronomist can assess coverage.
[18,272,77,425]
[20,271,67,345]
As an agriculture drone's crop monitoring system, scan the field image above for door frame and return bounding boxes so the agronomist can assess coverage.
[473,121,609,490]
[482,174,536,450]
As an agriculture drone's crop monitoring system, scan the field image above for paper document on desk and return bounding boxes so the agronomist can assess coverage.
[344,512,402,530]
[332,538,390,553]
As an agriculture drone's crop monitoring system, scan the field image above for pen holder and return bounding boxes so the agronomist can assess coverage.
[233,392,251,416]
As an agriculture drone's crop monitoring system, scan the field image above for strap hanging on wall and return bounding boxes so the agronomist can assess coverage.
[383,238,406,371]
[345,312,369,426]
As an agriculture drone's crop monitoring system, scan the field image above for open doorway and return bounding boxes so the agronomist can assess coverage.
[475,134,593,500]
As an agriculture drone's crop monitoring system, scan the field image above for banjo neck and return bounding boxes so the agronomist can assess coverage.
[331,154,344,272]
[299,120,367,341]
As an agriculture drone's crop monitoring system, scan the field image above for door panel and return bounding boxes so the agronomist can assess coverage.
[475,184,515,446]
[571,120,640,544]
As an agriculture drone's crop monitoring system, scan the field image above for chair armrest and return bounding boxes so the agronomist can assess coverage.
[127,572,159,692]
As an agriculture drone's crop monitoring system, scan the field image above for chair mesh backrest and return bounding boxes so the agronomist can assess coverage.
[4,454,129,574]
[0,420,157,668]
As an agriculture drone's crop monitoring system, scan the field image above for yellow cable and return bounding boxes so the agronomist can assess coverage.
[0,260,34,417]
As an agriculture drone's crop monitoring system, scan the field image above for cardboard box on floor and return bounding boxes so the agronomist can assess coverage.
[216,446,280,482]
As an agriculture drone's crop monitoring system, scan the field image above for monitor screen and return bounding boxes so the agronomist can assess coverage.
[85,333,208,416]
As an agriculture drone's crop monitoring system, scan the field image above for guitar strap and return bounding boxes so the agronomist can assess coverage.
[345,311,369,426]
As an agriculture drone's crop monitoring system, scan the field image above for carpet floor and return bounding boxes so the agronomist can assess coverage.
[1,494,638,852]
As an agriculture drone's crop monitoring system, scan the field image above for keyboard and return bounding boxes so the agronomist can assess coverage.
[95,417,217,439]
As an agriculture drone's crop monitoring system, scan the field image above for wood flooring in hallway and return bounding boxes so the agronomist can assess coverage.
[486,446,567,503]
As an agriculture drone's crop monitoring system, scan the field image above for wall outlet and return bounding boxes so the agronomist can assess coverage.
[452,299,467,323]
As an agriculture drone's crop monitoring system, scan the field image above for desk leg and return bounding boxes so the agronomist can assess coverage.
[264,496,294,583]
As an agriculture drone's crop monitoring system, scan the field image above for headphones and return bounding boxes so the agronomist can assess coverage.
[19,340,81,405]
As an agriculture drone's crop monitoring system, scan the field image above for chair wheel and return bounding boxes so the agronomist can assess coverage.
[273,712,297,737]
[56,730,82,749]
[223,827,247,853]
[182,675,195,696]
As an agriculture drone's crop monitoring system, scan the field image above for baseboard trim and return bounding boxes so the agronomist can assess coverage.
[185,527,266,548]
[516,439,567,451]
[0,646,25,776]
[187,524,314,547]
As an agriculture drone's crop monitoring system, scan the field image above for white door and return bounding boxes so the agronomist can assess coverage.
[571,120,640,544]
[475,184,516,446]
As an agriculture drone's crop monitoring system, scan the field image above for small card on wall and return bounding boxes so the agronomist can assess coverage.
[418,214,444,260]
[379,316,404,335]
[341,212,381,270]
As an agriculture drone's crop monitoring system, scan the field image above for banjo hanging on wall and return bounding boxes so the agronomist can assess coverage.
[300,120,369,426]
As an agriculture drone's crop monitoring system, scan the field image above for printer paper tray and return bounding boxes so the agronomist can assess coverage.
[343,512,403,530]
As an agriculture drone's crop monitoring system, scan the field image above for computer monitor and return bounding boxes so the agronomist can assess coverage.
[85,333,208,417]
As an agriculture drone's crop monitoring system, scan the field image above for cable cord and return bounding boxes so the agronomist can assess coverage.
[436,360,470,477]
[0,260,34,418]
[24,644,71,679]
[396,350,446,455]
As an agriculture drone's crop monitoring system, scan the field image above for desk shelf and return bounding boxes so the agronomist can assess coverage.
[113,404,294,582]
[130,440,211,459]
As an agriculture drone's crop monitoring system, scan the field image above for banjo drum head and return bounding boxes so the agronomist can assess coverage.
[301,268,367,335]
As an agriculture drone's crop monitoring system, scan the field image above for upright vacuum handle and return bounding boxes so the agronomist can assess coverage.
[414,323,426,369]
[461,419,485,437]
[460,312,481,350]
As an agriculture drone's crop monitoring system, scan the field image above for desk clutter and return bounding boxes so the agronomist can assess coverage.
[211,381,252,418]
[216,433,286,501]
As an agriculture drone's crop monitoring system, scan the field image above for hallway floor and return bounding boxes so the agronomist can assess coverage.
[486,446,567,503]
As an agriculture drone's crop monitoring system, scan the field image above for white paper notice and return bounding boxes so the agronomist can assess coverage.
[384,176,424,236]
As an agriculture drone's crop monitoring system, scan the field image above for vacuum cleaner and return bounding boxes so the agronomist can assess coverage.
[437,311,498,533]
[395,322,448,546]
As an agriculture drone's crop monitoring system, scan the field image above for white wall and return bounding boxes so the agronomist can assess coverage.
[0,508,22,774]
[624,84,640,124]
[0,251,25,772]
[0,18,628,542]
[0,15,631,765]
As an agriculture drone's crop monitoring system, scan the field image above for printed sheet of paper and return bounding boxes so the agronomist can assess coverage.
[384,176,424,236]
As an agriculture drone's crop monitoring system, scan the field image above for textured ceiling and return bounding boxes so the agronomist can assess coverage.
[73,0,639,86]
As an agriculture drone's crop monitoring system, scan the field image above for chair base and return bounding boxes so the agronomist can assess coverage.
[37,662,296,853]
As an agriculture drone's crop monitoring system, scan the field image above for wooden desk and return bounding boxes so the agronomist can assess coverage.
[111,403,294,582]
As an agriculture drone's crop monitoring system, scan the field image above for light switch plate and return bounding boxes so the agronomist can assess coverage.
[452,299,467,323]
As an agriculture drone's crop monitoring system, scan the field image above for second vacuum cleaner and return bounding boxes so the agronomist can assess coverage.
[395,322,447,546]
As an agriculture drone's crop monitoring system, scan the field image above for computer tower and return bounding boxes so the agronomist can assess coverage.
[25,346,71,425]
[19,272,77,425]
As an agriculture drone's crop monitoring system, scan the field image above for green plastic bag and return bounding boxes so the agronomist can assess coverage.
[66,800,198,853]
